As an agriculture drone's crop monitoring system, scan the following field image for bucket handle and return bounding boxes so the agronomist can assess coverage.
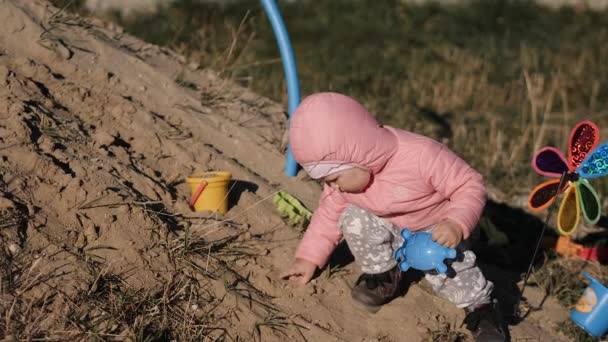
[189,180,207,210]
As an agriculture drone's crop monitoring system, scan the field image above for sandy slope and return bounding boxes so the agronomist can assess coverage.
[0,1,573,340]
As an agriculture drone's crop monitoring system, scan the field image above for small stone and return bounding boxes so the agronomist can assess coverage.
[235,259,248,267]
[99,147,110,156]
[78,282,89,292]
[0,197,15,209]
[191,304,199,311]
[97,320,110,331]
[8,243,21,256]
[71,163,86,177]
[237,231,252,242]
[91,109,103,118]
[55,43,72,60]
[108,22,124,34]
[84,225,98,243]
[38,137,55,153]
[306,285,316,295]
[111,105,123,117]
[188,61,200,70]
[116,205,130,215]
[75,233,87,249]
[122,104,137,114]
[93,131,115,147]
[78,87,90,101]
[43,98,54,109]
[88,17,104,27]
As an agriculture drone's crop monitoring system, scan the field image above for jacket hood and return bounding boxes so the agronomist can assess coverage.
[289,92,397,176]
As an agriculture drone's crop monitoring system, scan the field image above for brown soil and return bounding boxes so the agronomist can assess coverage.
[0,1,574,341]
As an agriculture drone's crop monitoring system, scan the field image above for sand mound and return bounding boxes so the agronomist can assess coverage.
[0,1,571,341]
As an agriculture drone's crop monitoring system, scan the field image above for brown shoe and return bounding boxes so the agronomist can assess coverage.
[351,266,403,313]
[463,299,510,342]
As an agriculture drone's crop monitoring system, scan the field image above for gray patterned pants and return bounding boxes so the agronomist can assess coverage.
[339,206,493,309]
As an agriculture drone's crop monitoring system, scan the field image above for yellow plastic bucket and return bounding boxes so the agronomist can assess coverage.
[186,171,232,215]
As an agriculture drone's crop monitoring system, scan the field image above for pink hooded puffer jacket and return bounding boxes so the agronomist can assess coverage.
[289,92,487,268]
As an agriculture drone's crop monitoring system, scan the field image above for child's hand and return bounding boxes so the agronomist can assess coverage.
[432,220,463,248]
[280,258,317,285]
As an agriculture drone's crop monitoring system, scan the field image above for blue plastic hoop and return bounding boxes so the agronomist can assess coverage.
[260,0,300,177]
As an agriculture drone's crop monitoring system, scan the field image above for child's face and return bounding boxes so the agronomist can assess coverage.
[323,167,371,193]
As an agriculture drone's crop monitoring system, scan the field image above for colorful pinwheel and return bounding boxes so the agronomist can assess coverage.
[528,121,608,235]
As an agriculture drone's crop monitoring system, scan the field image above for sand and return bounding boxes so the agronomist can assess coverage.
[0,1,573,340]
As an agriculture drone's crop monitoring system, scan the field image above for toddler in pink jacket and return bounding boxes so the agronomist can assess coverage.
[281,93,508,342]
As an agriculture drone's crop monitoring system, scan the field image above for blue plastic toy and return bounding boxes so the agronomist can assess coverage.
[393,229,457,274]
[571,272,608,337]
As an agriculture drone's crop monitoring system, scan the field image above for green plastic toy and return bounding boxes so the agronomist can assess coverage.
[273,191,312,227]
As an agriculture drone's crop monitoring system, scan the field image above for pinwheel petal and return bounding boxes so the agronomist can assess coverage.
[557,184,580,236]
[528,179,567,211]
[577,179,602,225]
[578,142,608,179]
[532,147,569,177]
[569,120,600,170]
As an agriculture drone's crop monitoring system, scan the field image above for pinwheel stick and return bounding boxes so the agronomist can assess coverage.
[514,170,568,320]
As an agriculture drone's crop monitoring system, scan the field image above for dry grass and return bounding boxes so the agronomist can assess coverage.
[557,319,602,342]
[0,218,275,340]
[65,270,227,341]
[0,235,232,341]
[0,162,285,340]
[421,314,469,342]
[531,256,607,308]
[1,253,55,339]
[38,0,96,60]
[253,314,308,342]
